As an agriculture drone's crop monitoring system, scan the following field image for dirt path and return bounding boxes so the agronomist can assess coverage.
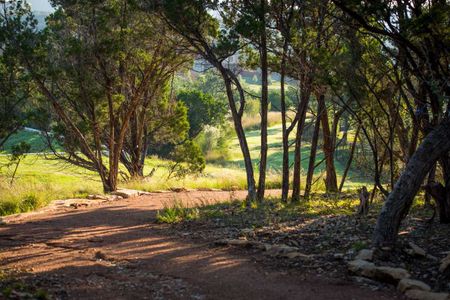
[0,191,398,299]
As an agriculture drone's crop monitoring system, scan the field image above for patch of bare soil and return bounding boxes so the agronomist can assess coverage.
[164,196,450,294]
[1,190,399,299]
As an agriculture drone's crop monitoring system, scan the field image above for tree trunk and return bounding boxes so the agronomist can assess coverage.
[424,163,436,206]
[304,101,322,199]
[339,124,360,192]
[425,182,450,223]
[220,68,257,203]
[437,153,450,223]
[291,90,310,202]
[373,118,450,247]
[357,186,370,216]
[280,40,289,203]
[318,94,338,193]
[102,174,117,193]
[257,5,269,203]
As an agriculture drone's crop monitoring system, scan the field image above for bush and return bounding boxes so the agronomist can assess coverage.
[156,200,200,223]
[19,194,43,212]
[196,125,232,163]
[0,200,19,216]
[0,193,45,216]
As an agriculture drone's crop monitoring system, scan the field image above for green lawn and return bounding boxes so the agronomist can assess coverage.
[0,124,368,216]
[1,130,50,153]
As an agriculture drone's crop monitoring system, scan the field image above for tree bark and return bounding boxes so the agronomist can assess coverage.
[220,67,257,203]
[256,1,269,202]
[339,124,360,192]
[291,89,310,202]
[357,186,370,216]
[318,94,338,193]
[425,182,450,223]
[373,118,450,247]
[424,163,436,206]
[304,100,322,199]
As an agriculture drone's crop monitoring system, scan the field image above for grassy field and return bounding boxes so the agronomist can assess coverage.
[0,124,367,216]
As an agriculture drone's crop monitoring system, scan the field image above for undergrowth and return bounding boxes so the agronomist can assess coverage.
[156,200,200,223]
[156,194,362,227]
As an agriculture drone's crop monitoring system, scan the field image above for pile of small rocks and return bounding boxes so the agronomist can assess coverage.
[348,248,450,300]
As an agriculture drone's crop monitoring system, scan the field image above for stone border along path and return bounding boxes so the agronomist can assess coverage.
[0,189,400,299]
[349,249,450,300]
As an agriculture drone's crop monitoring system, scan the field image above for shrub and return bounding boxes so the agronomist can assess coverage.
[156,200,200,223]
[19,194,43,212]
[0,201,19,216]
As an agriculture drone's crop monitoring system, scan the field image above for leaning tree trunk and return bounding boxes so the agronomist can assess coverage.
[304,101,322,199]
[291,92,310,202]
[373,118,450,247]
[318,94,338,193]
[339,124,360,192]
[220,68,257,203]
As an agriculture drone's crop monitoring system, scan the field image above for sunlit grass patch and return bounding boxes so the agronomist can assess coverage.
[156,199,200,223]
[0,155,102,216]
[297,194,360,217]
[158,193,363,227]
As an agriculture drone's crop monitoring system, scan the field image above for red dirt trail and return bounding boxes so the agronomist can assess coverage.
[0,190,399,299]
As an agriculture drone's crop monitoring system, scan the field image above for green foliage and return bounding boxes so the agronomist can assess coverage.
[10,141,31,160]
[196,125,233,163]
[168,140,205,178]
[0,193,45,216]
[0,281,49,300]
[156,200,200,223]
[0,1,36,149]
[177,89,227,139]
[244,99,260,116]
[351,241,368,252]
[0,130,55,153]
[145,96,190,154]
[159,195,361,228]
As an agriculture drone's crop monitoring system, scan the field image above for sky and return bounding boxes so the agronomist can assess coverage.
[27,0,53,12]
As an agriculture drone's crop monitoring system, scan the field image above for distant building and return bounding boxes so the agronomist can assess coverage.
[192,52,240,73]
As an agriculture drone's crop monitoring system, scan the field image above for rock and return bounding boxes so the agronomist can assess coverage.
[397,279,431,293]
[227,239,251,246]
[349,260,411,284]
[407,242,426,257]
[264,244,298,257]
[170,187,187,193]
[404,290,449,300]
[138,191,151,196]
[373,266,411,284]
[439,253,450,273]
[333,253,344,260]
[348,260,377,277]
[281,251,313,260]
[111,189,140,198]
[240,228,254,235]
[107,195,123,201]
[355,249,374,261]
[426,254,439,261]
[87,194,109,200]
[197,188,221,192]
[215,239,255,247]
[70,202,89,209]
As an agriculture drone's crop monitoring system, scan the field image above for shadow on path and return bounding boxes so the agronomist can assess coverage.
[0,192,396,299]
